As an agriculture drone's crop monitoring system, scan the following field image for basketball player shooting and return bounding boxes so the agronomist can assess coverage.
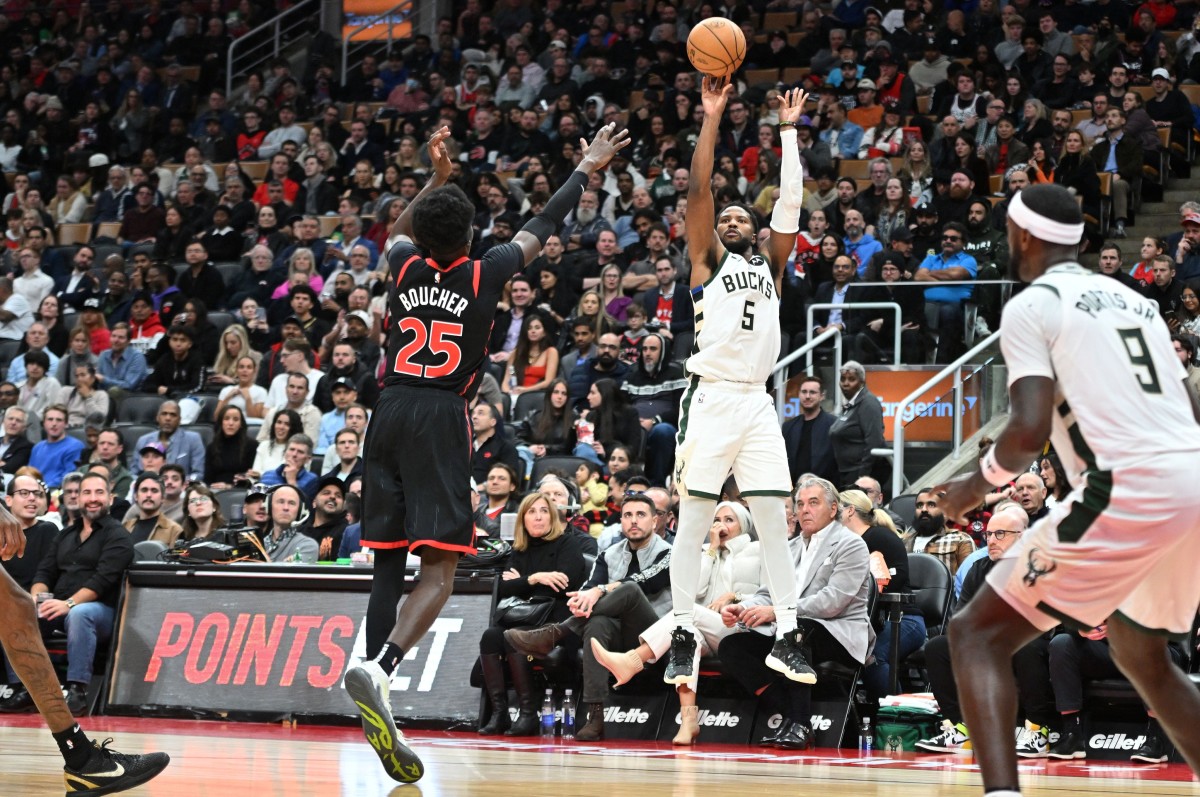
[0,508,170,794]
[343,123,629,784]
[664,78,816,685]
[934,183,1200,796]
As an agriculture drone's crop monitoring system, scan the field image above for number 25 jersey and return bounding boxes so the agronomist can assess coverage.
[383,240,523,400]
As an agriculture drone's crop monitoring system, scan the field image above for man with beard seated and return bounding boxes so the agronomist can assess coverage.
[932,170,987,226]
[907,486,975,577]
[963,198,1009,334]
[561,190,613,252]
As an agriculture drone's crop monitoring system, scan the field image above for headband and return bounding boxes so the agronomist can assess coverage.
[1008,191,1084,246]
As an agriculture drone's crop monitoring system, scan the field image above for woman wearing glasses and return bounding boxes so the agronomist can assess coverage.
[180,483,227,541]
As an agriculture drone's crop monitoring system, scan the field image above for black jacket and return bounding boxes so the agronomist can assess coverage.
[471,431,521,485]
[781,409,838,487]
[0,433,33,474]
[621,332,688,427]
[33,514,133,606]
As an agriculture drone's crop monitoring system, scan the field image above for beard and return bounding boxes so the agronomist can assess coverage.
[724,235,754,256]
[966,217,988,235]
[949,184,971,200]
[83,506,110,522]
[597,351,617,368]
[913,513,945,536]
[575,207,597,226]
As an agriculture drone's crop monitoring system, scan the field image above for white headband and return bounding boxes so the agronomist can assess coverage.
[1008,191,1084,245]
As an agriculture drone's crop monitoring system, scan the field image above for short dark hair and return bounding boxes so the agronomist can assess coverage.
[161,464,186,481]
[717,202,761,234]
[621,492,657,515]
[411,185,476,254]
[24,349,49,370]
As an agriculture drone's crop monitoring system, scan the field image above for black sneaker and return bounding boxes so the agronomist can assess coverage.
[1130,732,1169,764]
[663,627,698,685]
[765,630,817,684]
[344,661,425,783]
[0,684,36,713]
[65,683,89,717]
[64,738,170,795]
[1047,729,1086,760]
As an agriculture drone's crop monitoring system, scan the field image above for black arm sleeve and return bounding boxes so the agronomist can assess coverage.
[520,169,589,245]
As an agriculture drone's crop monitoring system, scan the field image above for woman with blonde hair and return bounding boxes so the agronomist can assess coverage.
[596,266,631,322]
[570,289,618,342]
[898,139,933,206]
[210,325,261,386]
[591,501,762,745]
[838,488,925,699]
[476,492,590,736]
[74,301,110,355]
[270,247,325,299]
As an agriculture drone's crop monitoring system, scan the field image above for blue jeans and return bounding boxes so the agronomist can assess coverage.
[7,602,114,685]
[643,422,677,484]
[573,442,605,468]
[516,445,535,479]
[863,612,927,699]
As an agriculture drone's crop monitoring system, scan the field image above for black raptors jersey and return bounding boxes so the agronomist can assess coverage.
[383,240,524,399]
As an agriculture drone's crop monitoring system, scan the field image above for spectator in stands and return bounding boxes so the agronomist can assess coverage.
[144,326,204,397]
[205,405,256,490]
[14,247,54,310]
[781,376,838,487]
[118,181,164,246]
[323,425,363,483]
[636,257,691,339]
[1142,255,1186,320]
[621,332,685,484]
[125,472,183,546]
[214,355,268,420]
[61,366,107,428]
[89,429,130,500]
[261,482,318,563]
[29,405,83,490]
[314,337,377,411]
[130,401,204,482]
[1090,107,1142,239]
[315,377,357,457]
[17,350,61,420]
[261,371,321,442]
[851,253,927,364]
[818,102,864,162]
[0,405,32,476]
[1097,242,1139,290]
[298,474,348,561]
[177,482,224,543]
[474,462,521,538]
[914,220,977,362]
[470,402,520,484]
[560,190,611,252]
[0,476,53,600]
[260,434,318,501]
[265,338,321,407]
[174,242,225,312]
[827,360,884,488]
[1010,472,1051,524]
[908,487,976,575]
[0,276,31,342]
[95,322,147,402]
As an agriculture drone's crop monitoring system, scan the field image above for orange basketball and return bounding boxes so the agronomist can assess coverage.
[686,17,746,78]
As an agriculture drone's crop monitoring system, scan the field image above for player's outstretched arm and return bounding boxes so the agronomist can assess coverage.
[687,76,732,291]
[763,88,809,292]
[392,126,454,242]
[512,123,630,267]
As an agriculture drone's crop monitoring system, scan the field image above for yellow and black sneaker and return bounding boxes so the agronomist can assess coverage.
[64,738,170,795]
[344,660,425,783]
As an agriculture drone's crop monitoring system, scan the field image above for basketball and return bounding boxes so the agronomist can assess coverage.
[686,17,746,78]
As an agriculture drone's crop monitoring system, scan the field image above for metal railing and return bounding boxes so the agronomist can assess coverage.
[881,330,1001,498]
[772,327,842,420]
[342,2,415,85]
[225,0,317,97]
[806,302,902,364]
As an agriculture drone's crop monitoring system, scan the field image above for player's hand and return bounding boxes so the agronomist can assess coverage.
[427,126,454,182]
[0,505,24,560]
[930,476,985,525]
[778,88,809,125]
[700,75,734,116]
[578,123,631,174]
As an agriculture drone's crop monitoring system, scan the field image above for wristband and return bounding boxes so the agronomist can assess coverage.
[980,446,1020,487]
[778,121,796,129]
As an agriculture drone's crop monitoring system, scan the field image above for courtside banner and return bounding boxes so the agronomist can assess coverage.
[105,566,494,727]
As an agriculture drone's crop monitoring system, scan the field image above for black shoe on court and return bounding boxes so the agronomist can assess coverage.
[0,684,36,713]
[344,661,425,783]
[663,627,698,685]
[64,738,170,795]
[765,630,817,684]
[1130,731,1169,764]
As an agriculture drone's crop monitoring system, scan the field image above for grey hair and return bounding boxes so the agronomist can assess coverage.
[795,476,839,507]
[61,471,85,487]
[840,360,866,381]
[4,405,26,421]
[1181,201,1200,216]
[715,500,756,541]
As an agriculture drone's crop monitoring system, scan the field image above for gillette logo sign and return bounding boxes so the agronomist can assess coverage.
[676,710,741,728]
[604,707,651,724]
[1089,733,1146,750]
[766,713,832,731]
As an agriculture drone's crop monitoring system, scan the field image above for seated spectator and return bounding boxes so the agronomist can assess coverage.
[259,433,319,501]
[592,501,761,744]
[504,492,671,741]
[130,402,205,482]
[300,474,349,561]
[57,328,100,389]
[574,377,640,470]
[501,312,559,398]
[8,323,61,386]
[124,473,184,546]
[477,492,591,736]
[621,333,686,485]
[850,254,927,364]
[179,482,226,542]
[260,371,321,443]
[265,338,322,407]
[470,403,520,485]
[324,427,363,483]
[0,405,33,476]
[719,476,873,749]
[908,487,976,575]
[250,408,303,481]
[314,338,378,412]
[206,406,257,489]
[144,326,205,397]
[127,294,166,360]
[209,324,261,389]
[61,366,109,428]
[260,483,318,563]
[0,276,32,342]
[915,221,977,362]
[474,462,521,539]
[315,377,358,456]
[17,350,62,419]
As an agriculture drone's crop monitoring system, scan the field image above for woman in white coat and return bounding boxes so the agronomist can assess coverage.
[591,501,762,745]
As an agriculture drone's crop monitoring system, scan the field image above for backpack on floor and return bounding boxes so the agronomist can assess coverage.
[874,705,942,752]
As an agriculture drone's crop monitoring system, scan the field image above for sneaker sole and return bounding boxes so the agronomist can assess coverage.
[1017,750,1049,759]
[764,653,817,684]
[65,753,170,796]
[344,667,425,784]
[663,668,696,686]
[914,744,973,755]
[1047,751,1086,760]
[1130,755,1168,764]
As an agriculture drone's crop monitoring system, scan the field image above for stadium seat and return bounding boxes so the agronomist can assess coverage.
[133,540,168,562]
[529,455,589,488]
[512,389,546,421]
[118,424,156,456]
[116,396,166,424]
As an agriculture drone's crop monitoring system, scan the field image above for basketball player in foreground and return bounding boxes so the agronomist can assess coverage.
[343,124,629,783]
[664,78,814,688]
[0,506,169,794]
[936,184,1200,795]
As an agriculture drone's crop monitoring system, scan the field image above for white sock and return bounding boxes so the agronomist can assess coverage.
[745,496,798,636]
[985,791,1021,797]
[668,494,716,632]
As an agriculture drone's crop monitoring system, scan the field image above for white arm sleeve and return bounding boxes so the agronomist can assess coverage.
[770,127,804,235]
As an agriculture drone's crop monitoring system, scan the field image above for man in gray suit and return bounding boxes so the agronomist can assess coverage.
[718,476,873,749]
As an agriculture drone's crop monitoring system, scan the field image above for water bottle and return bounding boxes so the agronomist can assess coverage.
[540,689,555,737]
[859,717,873,754]
[561,689,574,740]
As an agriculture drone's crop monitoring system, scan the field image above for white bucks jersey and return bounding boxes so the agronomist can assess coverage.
[1001,263,1200,485]
[686,250,780,384]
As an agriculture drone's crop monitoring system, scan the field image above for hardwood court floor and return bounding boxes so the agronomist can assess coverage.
[1,715,1198,796]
